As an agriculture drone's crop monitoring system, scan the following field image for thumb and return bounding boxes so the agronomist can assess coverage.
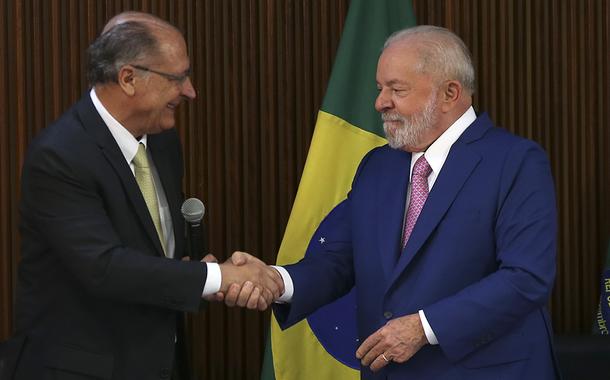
[231,251,250,266]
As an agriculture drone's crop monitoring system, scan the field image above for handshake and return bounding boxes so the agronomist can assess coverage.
[201,252,285,311]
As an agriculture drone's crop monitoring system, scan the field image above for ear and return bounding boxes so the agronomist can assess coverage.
[117,65,137,96]
[439,80,462,112]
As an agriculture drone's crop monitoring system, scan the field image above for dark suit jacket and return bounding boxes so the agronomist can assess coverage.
[10,94,206,380]
[274,113,559,379]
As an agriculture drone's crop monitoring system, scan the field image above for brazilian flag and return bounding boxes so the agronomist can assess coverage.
[261,1,416,378]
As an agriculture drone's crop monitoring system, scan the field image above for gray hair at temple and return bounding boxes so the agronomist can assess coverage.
[86,21,159,85]
[383,25,476,95]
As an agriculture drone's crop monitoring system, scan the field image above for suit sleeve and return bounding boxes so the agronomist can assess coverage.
[423,140,557,362]
[273,147,381,328]
[20,142,207,313]
[273,199,355,328]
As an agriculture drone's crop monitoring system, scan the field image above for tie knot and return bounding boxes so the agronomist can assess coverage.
[413,155,432,178]
[132,143,149,169]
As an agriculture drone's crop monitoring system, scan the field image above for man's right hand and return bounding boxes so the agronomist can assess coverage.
[218,251,284,311]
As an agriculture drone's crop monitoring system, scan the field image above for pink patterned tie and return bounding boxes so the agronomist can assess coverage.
[402,155,432,248]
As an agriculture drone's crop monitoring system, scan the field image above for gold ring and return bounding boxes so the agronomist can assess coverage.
[381,353,390,362]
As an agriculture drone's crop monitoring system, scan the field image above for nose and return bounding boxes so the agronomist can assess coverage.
[375,88,392,113]
[181,77,197,100]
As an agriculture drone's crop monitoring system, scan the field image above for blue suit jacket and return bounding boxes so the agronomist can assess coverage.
[274,113,559,379]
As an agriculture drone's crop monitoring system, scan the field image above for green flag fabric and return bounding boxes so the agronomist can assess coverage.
[262,1,416,379]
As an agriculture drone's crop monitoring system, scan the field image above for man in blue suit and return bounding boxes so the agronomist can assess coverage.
[264,25,559,379]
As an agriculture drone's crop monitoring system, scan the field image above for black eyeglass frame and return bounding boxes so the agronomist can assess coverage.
[131,64,191,84]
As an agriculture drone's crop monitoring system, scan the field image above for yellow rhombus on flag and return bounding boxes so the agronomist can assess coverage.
[262,1,417,379]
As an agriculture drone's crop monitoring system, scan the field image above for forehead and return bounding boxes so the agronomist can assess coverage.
[151,27,190,68]
[376,42,423,83]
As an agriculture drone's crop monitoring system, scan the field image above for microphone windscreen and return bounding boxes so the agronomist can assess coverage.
[181,198,205,223]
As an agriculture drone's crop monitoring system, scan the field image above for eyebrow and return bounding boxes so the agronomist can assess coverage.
[388,79,409,86]
[378,79,411,89]
[172,66,191,78]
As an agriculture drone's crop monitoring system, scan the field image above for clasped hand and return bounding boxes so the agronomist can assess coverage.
[205,252,284,311]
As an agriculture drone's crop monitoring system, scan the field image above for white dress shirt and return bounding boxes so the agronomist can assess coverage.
[89,89,220,297]
[275,107,477,346]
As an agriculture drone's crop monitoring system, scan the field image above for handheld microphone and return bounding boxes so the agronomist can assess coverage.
[181,198,206,261]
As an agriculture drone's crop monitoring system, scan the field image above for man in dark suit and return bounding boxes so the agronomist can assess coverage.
[8,13,281,380]
[257,25,559,379]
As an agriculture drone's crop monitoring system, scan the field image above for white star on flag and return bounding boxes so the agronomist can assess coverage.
[319,237,326,244]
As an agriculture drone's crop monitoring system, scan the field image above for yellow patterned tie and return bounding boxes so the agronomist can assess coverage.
[132,143,166,256]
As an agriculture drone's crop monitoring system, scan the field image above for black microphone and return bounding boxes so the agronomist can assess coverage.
[181,198,206,261]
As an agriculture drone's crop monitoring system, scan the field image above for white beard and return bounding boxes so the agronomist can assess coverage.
[382,90,439,150]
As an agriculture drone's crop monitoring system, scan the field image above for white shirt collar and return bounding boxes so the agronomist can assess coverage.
[89,88,147,164]
[411,106,477,179]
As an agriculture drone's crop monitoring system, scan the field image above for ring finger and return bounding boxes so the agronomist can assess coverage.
[369,353,391,372]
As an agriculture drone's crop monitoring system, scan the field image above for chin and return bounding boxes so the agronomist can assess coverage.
[161,119,176,131]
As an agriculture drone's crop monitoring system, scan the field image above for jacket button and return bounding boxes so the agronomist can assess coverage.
[159,368,171,379]
[383,311,393,319]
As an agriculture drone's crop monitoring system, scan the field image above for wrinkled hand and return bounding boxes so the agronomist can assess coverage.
[355,313,427,372]
[219,251,284,311]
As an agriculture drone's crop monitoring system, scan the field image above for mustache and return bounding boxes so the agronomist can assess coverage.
[381,113,405,122]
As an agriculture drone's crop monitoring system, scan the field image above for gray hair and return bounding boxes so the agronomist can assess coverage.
[384,25,476,95]
[87,21,159,85]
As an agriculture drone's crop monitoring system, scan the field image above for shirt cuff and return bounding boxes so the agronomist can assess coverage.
[272,266,294,303]
[418,309,439,345]
[201,263,221,297]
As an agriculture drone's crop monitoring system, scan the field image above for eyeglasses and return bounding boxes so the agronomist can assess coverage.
[131,64,191,84]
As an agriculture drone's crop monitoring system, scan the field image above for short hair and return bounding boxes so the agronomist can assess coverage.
[384,25,476,95]
[87,21,159,85]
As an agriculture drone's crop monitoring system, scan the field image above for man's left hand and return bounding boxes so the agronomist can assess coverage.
[356,313,427,372]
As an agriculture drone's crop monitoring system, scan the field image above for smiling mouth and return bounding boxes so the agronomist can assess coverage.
[167,103,178,110]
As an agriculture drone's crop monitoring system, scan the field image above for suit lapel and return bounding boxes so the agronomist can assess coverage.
[387,114,491,288]
[75,95,165,257]
[376,149,412,280]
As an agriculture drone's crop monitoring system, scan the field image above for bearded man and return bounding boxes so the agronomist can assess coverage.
[269,25,560,379]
